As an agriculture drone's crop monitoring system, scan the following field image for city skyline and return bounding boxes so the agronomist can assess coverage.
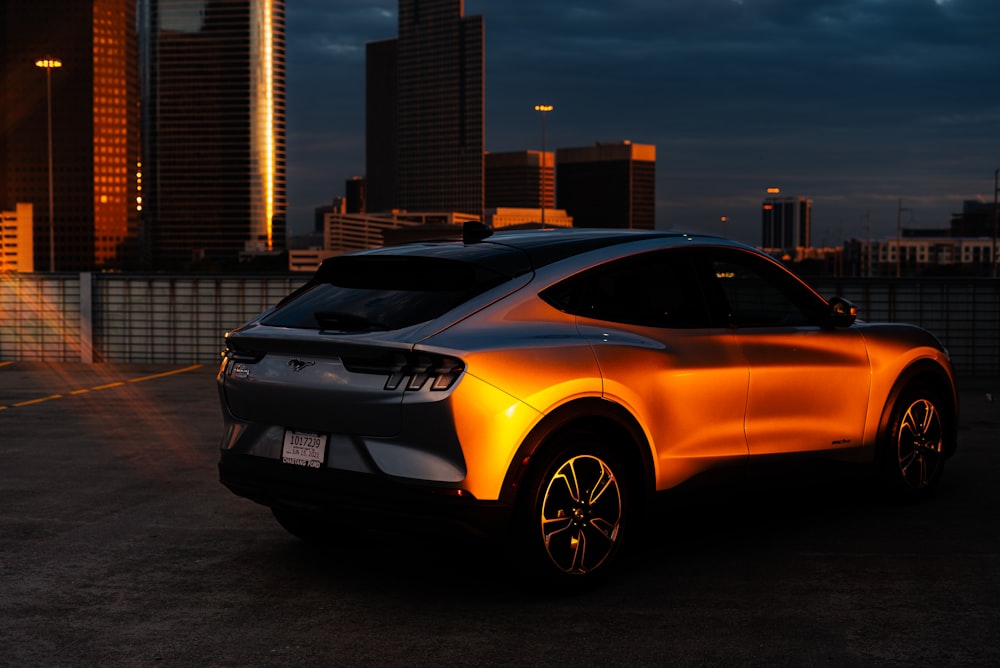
[2,0,287,271]
[285,0,1000,246]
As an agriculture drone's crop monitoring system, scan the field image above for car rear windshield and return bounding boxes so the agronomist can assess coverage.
[262,255,515,332]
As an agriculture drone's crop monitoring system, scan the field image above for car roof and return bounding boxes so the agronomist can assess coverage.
[341,228,743,277]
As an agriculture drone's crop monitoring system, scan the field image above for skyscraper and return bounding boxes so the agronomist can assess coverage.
[365,39,397,215]
[485,151,554,211]
[366,0,484,216]
[556,141,656,230]
[1,0,139,271]
[142,0,286,268]
[761,195,812,250]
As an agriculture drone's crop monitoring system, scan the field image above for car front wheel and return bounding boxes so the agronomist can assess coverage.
[879,383,950,499]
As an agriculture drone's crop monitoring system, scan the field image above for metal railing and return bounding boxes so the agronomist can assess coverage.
[1,272,305,365]
[813,278,1000,378]
[0,273,84,361]
[2,272,998,376]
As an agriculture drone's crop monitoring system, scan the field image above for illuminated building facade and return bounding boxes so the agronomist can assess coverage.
[556,141,656,230]
[762,195,812,251]
[366,0,484,216]
[142,0,286,267]
[1,0,139,271]
[484,207,572,229]
[1,203,35,272]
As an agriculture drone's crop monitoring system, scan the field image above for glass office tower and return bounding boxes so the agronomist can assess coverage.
[556,142,656,230]
[367,0,484,217]
[762,196,812,251]
[142,0,286,268]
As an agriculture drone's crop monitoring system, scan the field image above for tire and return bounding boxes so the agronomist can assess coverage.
[878,382,950,500]
[514,429,634,588]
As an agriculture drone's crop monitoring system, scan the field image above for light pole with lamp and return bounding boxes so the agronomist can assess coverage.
[35,57,62,272]
[534,104,553,226]
[895,198,912,278]
[992,168,998,278]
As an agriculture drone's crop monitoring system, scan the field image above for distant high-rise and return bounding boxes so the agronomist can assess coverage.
[556,142,656,230]
[1,0,139,271]
[365,39,397,214]
[949,200,996,237]
[762,195,811,250]
[0,203,34,272]
[345,176,366,214]
[485,151,554,211]
[366,0,484,216]
[142,0,286,267]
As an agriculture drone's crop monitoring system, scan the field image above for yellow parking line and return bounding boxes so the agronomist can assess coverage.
[13,394,63,407]
[0,364,204,411]
[91,381,126,391]
[127,364,203,383]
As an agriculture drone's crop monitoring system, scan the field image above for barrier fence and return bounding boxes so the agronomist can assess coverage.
[812,278,1000,378]
[2,272,998,376]
[1,273,305,365]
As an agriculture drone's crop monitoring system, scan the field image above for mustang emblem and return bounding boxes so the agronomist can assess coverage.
[288,359,316,372]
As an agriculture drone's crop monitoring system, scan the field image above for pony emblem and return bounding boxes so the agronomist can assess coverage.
[288,359,316,372]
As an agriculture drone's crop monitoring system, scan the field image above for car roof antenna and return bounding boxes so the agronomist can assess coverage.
[463,221,493,244]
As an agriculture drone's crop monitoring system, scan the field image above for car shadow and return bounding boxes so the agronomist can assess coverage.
[237,460,967,601]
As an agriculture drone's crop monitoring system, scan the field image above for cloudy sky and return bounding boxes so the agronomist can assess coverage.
[284,0,1000,246]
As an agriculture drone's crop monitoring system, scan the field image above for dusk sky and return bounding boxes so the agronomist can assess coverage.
[284,0,1000,246]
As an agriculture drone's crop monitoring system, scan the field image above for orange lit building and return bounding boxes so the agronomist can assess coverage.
[555,141,656,230]
[0,0,139,271]
[485,151,555,212]
[1,203,35,272]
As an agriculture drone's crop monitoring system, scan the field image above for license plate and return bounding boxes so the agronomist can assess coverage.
[281,430,327,468]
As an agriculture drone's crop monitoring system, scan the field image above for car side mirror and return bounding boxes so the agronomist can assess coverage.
[825,296,857,328]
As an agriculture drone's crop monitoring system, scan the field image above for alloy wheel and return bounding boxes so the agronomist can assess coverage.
[539,454,622,574]
[896,398,944,490]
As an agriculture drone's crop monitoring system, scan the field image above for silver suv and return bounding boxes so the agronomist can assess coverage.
[218,227,957,586]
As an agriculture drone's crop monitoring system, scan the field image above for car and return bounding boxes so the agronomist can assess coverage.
[217,225,958,587]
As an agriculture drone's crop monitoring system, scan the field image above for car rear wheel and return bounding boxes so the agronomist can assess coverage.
[514,429,632,588]
[879,383,949,500]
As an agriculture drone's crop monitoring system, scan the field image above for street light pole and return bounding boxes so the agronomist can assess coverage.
[35,58,62,272]
[896,198,902,278]
[992,168,998,278]
[864,210,871,278]
[534,104,553,226]
[895,198,912,278]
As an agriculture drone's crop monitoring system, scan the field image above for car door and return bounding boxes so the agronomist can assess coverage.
[543,248,750,490]
[695,247,871,457]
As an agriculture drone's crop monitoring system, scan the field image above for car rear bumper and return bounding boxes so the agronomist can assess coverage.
[218,451,514,540]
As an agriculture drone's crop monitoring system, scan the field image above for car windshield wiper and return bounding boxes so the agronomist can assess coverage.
[314,311,390,332]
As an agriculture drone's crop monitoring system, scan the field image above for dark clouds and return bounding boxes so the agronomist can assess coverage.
[285,0,1000,245]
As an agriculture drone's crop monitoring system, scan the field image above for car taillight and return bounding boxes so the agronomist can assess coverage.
[222,334,265,363]
[342,352,464,392]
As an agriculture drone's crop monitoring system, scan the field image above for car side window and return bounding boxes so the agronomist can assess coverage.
[541,250,713,328]
[699,249,825,327]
